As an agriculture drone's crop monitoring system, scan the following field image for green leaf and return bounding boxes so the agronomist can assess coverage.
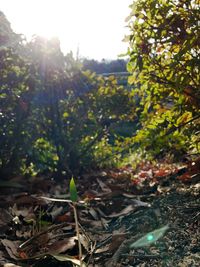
[63,112,69,118]
[69,177,78,202]
[130,225,169,248]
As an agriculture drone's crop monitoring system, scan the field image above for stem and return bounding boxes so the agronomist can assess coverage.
[73,204,83,267]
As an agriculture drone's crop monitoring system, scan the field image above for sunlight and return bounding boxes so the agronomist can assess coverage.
[1,0,132,59]
[19,0,74,39]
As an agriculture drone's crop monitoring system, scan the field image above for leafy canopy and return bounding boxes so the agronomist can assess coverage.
[126,0,200,158]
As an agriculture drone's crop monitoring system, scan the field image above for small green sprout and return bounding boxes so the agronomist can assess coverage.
[69,177,78,202]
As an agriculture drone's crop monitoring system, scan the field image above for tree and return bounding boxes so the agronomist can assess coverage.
[0,11,136,178]
[81,58,127,74]
[0,11,34,177]
[126,0,200,158]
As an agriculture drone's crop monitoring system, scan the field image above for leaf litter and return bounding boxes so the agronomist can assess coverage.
[0,158,199,266]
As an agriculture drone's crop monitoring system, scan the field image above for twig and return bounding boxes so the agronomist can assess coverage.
[86,240,97,266]
[165,114,200,135]
[39,196,87,207]
[19,222,69,249]
[39,196,72,203]
[78,222,92,245]
[73,204,83,267]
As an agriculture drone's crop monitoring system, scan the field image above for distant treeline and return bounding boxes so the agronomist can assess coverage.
[81,58,128,74]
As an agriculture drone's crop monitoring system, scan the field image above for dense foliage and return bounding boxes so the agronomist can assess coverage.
[1,0,199,179]
[81,58,127,74]
[0,12,135,178]
[125,0,200,159]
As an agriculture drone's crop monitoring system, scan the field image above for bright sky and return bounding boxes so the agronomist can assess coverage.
[1,0,132,60]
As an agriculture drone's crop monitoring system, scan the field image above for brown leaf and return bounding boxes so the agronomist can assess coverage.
[14,195,45,206]
[3,263,22,267]
[106,204,135,218]
[154,169,171,178]
[11,204,35,220]
[109,233,127,252]
[96,178,111,193]
[47,237,76,254]
[95,244,110,254]
[79,234,91,252]
[0,208,13,226]
[1,239,20,260]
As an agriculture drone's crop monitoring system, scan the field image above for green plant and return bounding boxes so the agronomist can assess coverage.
[69,177,83,267]
[125,0,200,158]
[39,178,86,266]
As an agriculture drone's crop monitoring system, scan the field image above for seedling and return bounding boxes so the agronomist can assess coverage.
[69,177,83,267]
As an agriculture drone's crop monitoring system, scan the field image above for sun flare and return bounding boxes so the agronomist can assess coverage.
[1,0,132,59]
[23,1,71,39]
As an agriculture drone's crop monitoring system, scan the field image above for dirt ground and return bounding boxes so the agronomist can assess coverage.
[0,159,199,266]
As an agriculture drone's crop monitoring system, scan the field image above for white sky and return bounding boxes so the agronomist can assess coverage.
[1,0,132,60]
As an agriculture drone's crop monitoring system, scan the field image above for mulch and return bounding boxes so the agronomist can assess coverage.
[0,159,199,266]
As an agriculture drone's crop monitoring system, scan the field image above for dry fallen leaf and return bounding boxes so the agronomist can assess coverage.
[96,178,111,193]
[1,239,20,260]
[0,208,13,226]
[109,233,127,252]
[106,204,136,218]
[3,263,22,267]
[47,237,76,254]
[51,254,87,266]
